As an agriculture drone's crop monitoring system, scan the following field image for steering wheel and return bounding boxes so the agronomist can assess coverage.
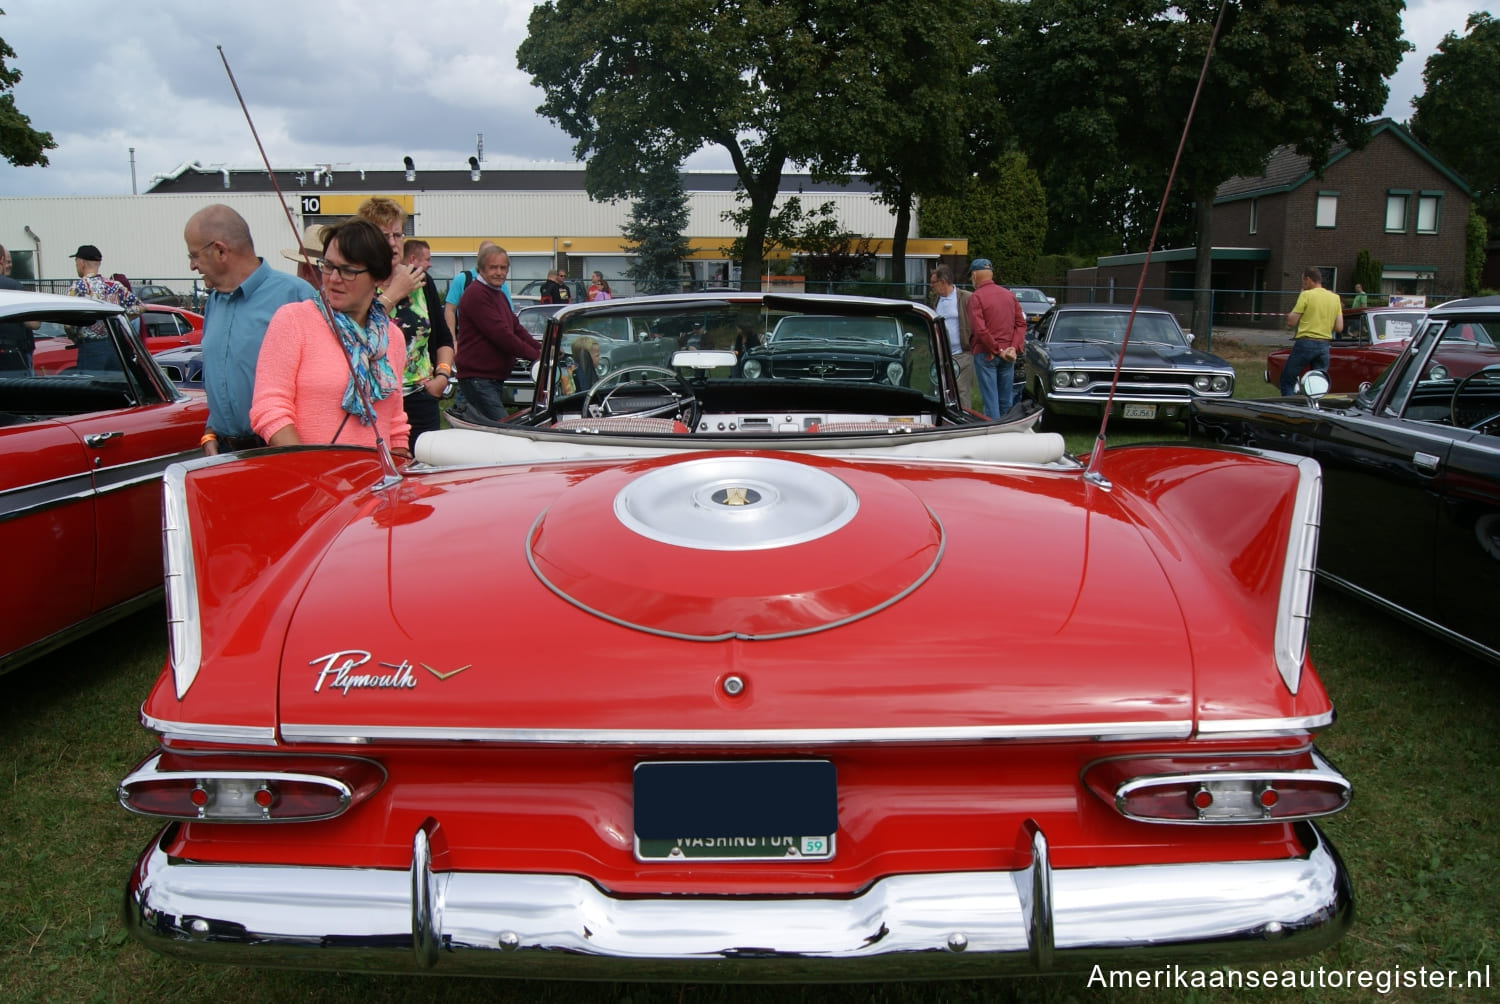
[582,364,700,428]
[1449,363,1500,432]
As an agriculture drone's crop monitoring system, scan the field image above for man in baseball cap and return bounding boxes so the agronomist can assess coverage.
[964,258,1026,419]
[66,244,141,370]
[71,244,103,262]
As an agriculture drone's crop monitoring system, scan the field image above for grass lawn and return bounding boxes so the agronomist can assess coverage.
[4,335,1495,1001]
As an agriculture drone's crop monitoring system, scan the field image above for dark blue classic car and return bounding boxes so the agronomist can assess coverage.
[1192,295,1500,663]
[1024,304,1234,424]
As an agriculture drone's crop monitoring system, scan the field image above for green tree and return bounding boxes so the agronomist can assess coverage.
[0,10,55,167]
[990,0,1408,334]
[1465,207,1488,297]
[918,151,1047,283]
[1411,13,1500,233]
[808,0,993,283]
[622,163,692,295]
[1353,249,1383,300]
[519,0,877,289]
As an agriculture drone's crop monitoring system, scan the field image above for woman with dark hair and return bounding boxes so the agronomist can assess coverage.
[251,218,411,457]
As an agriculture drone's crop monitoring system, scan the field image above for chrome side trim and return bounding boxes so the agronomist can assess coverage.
[1195,711,1335,735]
[162,463,203,699]
[1318,570,1500,665]
[277,720,1197,745]
[141,710,278,746]
[1274,457,1322,694]
[0,471,95,524]
[124,821,1352,977]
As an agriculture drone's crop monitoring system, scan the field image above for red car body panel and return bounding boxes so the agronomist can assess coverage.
[1,292,209,671]
[32,305,204,373]
[139,445,1332,895]
[123,293,1348,977]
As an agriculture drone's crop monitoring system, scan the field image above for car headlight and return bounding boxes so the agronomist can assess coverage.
[1071,372,1088,387]
[596,357,611,375]
[1052,371,1072,390]
[886,362,904,384]
[1211,375,1231,392]
[742,359,762,378]
[1194,375,1211,392]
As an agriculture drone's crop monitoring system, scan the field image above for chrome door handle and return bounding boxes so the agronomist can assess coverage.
[84,431,124,447]
[1412,451,1441,473]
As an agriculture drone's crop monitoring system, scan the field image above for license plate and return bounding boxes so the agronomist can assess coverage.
[633,760,836,862]
[1123,403,1157,419]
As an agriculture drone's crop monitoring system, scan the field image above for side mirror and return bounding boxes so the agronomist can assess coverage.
[1299,370,1331,399]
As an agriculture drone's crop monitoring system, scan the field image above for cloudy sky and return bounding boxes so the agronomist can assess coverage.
[0,0,1484,198]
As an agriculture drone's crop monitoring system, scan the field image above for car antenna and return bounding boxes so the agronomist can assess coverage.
[1085,0,1230,489]
[217,45,403,491]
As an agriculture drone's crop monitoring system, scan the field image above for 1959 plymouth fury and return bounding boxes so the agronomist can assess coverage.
[120,293,1351,979]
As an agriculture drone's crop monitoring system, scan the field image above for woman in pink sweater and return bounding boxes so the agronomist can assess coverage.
[252,219,411,457]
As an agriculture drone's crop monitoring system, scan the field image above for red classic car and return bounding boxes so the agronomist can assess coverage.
[0,290,209,672]
[121,293,1351,978]
[32,304,204,374]
[1265,306,1427,392]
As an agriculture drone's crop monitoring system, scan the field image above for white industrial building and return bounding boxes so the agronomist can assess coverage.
[0,164,966,298]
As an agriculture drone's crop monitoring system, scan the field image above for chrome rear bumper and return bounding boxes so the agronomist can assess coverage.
[124,820,1350,979]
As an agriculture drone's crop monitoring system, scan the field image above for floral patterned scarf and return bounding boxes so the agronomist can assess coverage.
[317,292,398,426]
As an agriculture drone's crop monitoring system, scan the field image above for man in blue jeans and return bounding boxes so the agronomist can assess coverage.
[1281,267,1344,395]
[964,259,1028,419]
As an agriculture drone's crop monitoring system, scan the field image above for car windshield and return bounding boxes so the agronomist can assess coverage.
[1048,312,1187,347]
[1011,288,1047,304]
[544,297,938,405]
[1379,317,1500,421]
[1368,311,1426,344]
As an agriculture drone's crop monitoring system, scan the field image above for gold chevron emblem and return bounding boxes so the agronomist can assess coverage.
[421,662,472,681]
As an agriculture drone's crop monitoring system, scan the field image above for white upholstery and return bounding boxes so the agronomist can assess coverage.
[416,425,1070,468]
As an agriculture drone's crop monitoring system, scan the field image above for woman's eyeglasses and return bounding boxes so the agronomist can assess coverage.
[316,260,370,281]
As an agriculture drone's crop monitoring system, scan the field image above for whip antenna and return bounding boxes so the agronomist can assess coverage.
[1085,0,1231,485]
[217,45,403,488]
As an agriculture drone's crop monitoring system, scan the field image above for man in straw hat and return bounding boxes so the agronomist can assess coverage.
[185,204,316,454]
[281,223,327,289]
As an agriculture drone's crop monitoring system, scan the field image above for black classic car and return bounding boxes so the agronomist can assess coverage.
[1192,295,1500,663]
[741,313,918,387]
[1024,304,1234,424]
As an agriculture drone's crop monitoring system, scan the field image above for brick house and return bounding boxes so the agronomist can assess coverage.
[1072,120,1471,330]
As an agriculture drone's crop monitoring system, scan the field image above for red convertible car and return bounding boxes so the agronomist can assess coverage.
[0,290,208,672]
[120,293,1351,978]
[1265,306,1427,392]
[32,304,204,374]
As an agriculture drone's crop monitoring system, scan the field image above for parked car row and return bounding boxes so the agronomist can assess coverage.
[32,304,204,374]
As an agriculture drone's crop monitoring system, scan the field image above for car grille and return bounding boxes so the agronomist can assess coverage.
[773,359,879,380]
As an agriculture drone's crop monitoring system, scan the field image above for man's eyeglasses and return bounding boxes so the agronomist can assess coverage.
[188,240,219,264]
[316,260,370,281]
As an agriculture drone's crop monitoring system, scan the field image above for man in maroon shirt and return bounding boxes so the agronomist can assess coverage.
[455,245,541,421]
[964,258,1027,419]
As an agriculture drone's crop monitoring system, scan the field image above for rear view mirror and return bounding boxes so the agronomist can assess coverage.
[1299,370,1330,399]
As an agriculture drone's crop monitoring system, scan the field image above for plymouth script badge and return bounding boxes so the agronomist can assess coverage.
[309,650,469,694]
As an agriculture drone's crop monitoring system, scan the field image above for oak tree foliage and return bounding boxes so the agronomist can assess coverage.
[989,0,1407,332]
[919,151,1047,283]
[519,0,886,288]
[1411,12,1500,233]
[0,12,55,168]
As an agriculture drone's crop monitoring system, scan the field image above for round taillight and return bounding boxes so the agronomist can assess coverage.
[254,787,274,808]
[1260,787,1280,808]
[189,787,208,807]
[1192,788,1214,810]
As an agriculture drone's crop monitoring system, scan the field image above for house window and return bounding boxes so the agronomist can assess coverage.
[1315,192,1337,228]
[1417,192,1441,234]
[1248,198,1258,235]
[1386,190,1411,232]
